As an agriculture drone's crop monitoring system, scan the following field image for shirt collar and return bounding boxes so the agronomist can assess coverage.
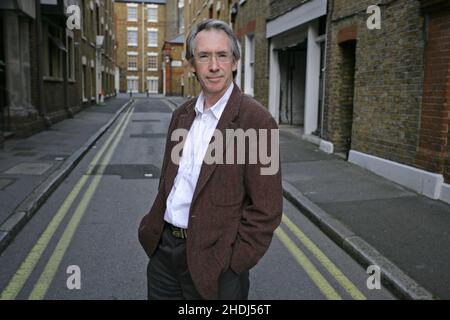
[194,82,234,120]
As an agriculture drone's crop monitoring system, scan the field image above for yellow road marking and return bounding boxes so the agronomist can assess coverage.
[282,214,366,300]
[28,106,134,300]
[275,227,342,300]
[0,105,134,300]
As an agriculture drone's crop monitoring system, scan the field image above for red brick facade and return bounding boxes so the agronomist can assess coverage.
[416,4,450,182]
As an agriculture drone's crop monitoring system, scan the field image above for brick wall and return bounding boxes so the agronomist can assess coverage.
[415,6,450,182]
[324,0,426,165]
[268,0,311,20]
[236,0,270,108]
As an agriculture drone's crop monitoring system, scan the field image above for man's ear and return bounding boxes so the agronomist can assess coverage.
[189,60,196,73]
[232,60,238,72]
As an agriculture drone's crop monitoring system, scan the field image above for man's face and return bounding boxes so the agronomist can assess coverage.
[190,29,237,98]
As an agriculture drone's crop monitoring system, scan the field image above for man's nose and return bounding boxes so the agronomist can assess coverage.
[208,56,220,71]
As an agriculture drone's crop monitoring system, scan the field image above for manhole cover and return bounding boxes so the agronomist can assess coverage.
[4,162,53,175]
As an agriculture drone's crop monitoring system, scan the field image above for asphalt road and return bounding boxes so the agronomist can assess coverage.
[0,98,396,300]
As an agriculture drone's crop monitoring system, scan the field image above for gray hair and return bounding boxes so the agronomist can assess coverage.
[185,19,241,63]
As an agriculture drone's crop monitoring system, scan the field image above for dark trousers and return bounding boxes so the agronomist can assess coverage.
[147,223,249,300]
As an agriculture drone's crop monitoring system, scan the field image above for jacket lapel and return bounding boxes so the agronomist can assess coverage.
[164,99,197,197]
[190,84,242,205]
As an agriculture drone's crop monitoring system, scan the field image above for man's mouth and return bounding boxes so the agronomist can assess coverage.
[207,76,223,81]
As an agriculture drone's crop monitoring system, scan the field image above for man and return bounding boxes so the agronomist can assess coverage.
[138,19,282,300]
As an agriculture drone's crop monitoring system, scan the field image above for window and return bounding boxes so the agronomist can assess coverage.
[127,77,139,93]
[147,53,158,70]
[244,34,255,96]
[96,4,100,35]
[128,29,137,46]
[147,29,158,47]
[178,0,185,33]
[91,66,95,99]
[82,65,87,100]
[45,25,63,79]
[128,54,138,70]
[147,5,158,22]
[81,0,87,37]
[147,77,158,93]
[67,35,75,80]
[127,6,137,21]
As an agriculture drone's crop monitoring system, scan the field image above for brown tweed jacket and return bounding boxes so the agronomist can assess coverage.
[138,84,283,299]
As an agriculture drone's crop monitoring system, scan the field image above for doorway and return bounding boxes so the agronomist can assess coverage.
[278,42,307,126]
[339,40,356,158]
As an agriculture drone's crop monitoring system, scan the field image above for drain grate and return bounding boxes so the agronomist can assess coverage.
[88,164,160,179]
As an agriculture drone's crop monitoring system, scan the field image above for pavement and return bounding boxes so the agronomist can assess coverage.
[1,95,449,300]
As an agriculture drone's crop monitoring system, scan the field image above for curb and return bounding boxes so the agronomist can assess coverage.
[0,99,134,255]
[282,180,435,300]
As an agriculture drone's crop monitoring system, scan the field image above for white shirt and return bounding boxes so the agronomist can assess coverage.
[164,83,234,229]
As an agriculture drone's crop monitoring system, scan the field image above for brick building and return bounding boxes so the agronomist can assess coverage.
[234,0,268,108]
[114,0,166,94]
[0,0,116,140]
[161,0,185,96]
[162,34,184,96]
[322,0,450,203]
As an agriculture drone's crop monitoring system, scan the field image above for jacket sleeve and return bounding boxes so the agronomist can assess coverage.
[229,115,283,274]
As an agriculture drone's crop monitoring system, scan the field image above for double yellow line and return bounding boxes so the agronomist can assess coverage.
[275,214,366,300]
[0,103,135,300]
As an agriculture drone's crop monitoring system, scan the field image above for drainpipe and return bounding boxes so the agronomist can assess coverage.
[141,1,145,93]
[320,0,333,139]
[35,0,49,127]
